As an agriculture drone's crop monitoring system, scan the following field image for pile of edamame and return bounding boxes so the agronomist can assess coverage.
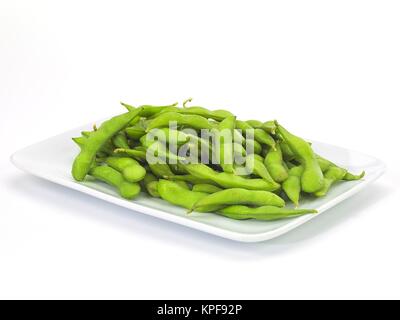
[71,99,365,221]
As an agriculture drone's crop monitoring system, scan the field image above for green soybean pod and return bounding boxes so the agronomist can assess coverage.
[174,180,190,190]
[126,126,146,140]
[343,171,365,181]
[112,132,130,149]
[141,173,160,198]
[157,179,219,212]
[315,166,347,197]
[169,163,188,175]
[282,165,304,206]
[280,140,295,161]
[316,155,335,173]
[245,120,263,128]
[148,162,175,178]
[245,139,262,155]
[261,121,277,134]
[315,154,365,180]
[218,115,236,173]
[105,157,146,183]
[163,174,219,186]
[72,136,86,148]
[191,188,285,211]
[142,139,185,162]
[192,184,223,194]
[146,181,160,197]
[217,205,317,221]
[253,154,265,163]
[184,163,280,192]
[81,130,115,155]
[72,108,143,181]
[264,144,289,183]
[275,122,324,193]
[179,106,233,121]
[236,121,276,149]
[114,148,147,162]
[233,143,247,157]
[178,98,235,121]
[122,101,179,118]
[254,129,276,150]
[146,112,214,131]
[245,120,277,134]
[246,155,280,189]
[89,165,141,199]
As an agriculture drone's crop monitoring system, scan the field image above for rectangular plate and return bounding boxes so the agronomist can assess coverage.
[11,124,385,242]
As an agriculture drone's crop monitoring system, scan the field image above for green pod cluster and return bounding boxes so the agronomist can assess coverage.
[71,98,366,222]
[191,188,285,212]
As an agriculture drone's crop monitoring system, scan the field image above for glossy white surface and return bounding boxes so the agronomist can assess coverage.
[11,127,385,242]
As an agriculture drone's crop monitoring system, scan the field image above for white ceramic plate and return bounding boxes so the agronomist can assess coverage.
[11,124,385,242]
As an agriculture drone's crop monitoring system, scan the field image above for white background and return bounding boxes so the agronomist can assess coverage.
[1,0,399,299]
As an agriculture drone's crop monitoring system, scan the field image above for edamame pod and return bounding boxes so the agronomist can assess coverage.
[112,132,130,149]
[314,166,347,197]
[141,172,160,198]
[105,157,146,183]
[282,165,304,206]
[89,165,141,199]
[254,129,276,149]
[147,112,214,131]
[316,155,335,173]
[192,184,223,194]
[245,139,262,155]
[72,108,143,181]
[125,126,146,140]
[191,188,285,211]
[343,171,365,181]
[276,122,324,193]
[245,120,277,134]
[157,180,219,212]
[217,205,317,221]
[245,120,263,128]
[264,144,289,183]
[148,162,175,178]
[122,101,179,118]
[236,121,276,149]
[163,174,218,186]
[184,163,280,191]
[217,116,236,173]
[114,148,147,161]
[261,121,277,134]
[174,98,235,121]
[246,155,280,189]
